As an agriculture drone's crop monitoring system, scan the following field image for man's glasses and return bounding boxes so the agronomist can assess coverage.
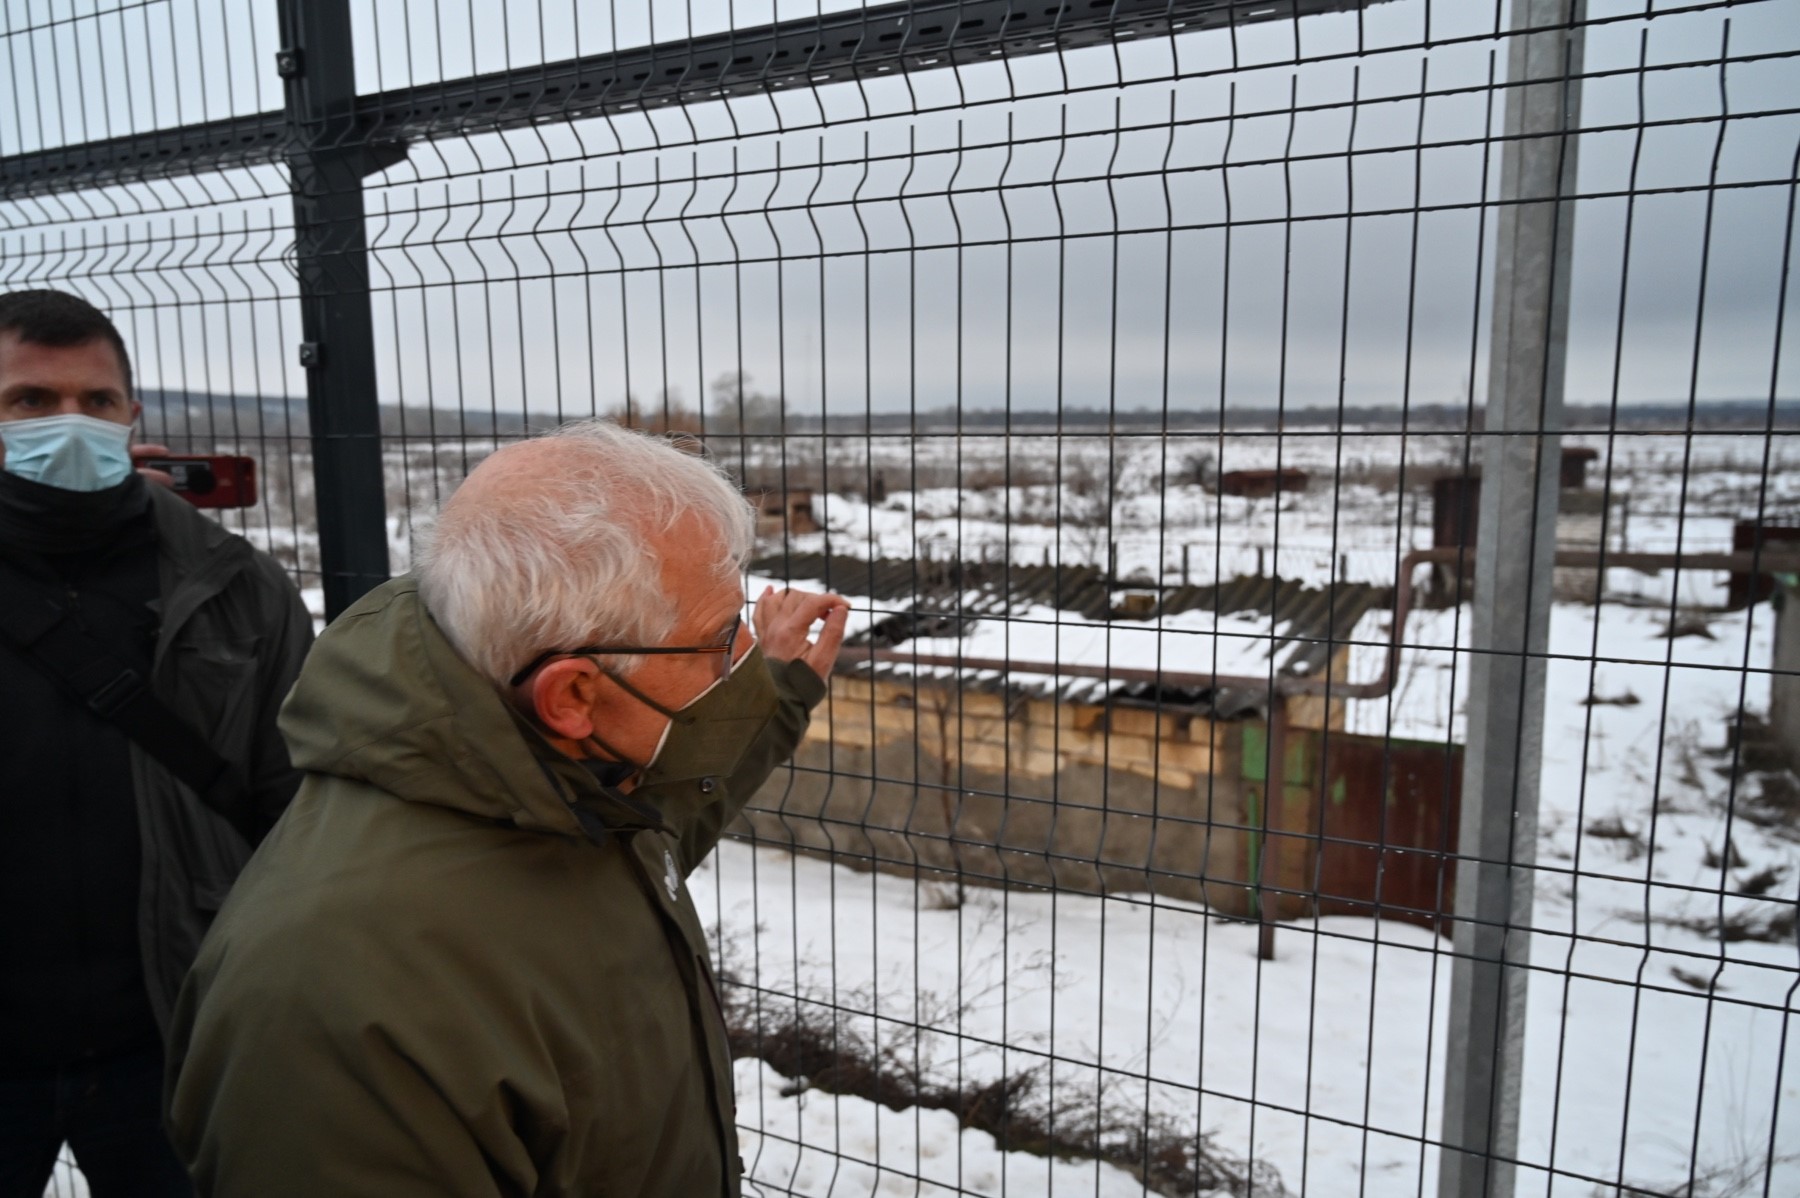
[508,612,743,688]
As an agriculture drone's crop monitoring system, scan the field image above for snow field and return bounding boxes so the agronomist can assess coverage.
[43,424,1789,1197]
[696,845,1458,1197]
[691,592,1798,1196]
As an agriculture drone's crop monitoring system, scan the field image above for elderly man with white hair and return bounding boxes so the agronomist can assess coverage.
[164,421,848,1198]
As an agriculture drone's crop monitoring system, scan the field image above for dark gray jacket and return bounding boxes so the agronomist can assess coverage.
[132,485,313,1031]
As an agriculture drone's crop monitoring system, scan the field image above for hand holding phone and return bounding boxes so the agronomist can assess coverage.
[151,454,259,508]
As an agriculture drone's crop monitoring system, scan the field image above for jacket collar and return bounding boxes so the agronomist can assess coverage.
[512,711,672,841]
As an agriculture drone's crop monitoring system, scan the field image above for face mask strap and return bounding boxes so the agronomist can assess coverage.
[596,660,688,721]
[727,639,757,676]
[581,730,643,782]
[574,645,766,791]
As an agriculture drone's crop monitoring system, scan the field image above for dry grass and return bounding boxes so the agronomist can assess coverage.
[712,930,1284,1198]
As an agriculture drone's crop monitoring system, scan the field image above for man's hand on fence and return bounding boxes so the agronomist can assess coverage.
[754,586,850,681]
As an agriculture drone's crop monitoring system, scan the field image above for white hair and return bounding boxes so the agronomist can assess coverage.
[416,419,756,687]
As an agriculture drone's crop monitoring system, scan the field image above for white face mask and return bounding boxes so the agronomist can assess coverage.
[0,413,135,492]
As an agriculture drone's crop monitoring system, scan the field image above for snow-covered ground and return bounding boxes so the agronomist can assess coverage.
[707,428,1800,1196]
[48,426,1800,1198]
[733,1058,1161,1197]
[694,602,1799,1196]
[701,842,1453,1197]
[234,426,1800,628]
[751,427,1800,589]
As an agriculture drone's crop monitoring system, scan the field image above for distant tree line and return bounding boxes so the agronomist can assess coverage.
[135,387,1799,442]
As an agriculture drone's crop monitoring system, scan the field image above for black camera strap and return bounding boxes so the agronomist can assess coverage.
[0,556,254,844]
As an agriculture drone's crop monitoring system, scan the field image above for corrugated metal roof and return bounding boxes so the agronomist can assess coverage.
[754,551,1391,679]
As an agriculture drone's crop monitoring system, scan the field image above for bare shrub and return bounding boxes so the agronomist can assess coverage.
[711,927,1282,1197]
[1670,965,1725,993]
[1741,771,1800,835]
[1582,689,1642,707]
[1702,840,1747,870]
[1660,907,1797,945]
[1585,816,1648,861]
[1585,817,1641,841]
[1735,865,1786,897]
[1599,1149,1799,1197]
[1657,612,1717,641]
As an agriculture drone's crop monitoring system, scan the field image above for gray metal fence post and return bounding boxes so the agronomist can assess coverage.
[277,0,397,619]
[1439,4,1585,1197]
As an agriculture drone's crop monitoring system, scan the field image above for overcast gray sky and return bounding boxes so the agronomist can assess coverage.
[1,0,1796,420]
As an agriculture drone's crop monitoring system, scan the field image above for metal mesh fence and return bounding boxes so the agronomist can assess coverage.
[5,0,1799,1194]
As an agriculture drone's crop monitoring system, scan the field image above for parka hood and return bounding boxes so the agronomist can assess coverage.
[278,576,594,838]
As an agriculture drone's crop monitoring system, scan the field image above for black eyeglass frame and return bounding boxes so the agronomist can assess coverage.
[507,612,743,688]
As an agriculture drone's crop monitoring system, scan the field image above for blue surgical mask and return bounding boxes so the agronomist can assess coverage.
[0,413,135,492]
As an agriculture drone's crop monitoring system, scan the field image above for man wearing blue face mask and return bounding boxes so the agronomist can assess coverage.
[0,289,313,1198]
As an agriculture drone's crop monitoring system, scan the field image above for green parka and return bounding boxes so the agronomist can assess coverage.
[165,576,824,1197]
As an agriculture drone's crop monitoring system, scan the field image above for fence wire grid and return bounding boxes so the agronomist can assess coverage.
[5,0,1800,1195]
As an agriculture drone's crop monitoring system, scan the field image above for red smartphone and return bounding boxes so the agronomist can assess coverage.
[158,456,258,509]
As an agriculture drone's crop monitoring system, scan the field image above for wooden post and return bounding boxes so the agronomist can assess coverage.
[1255,702,1287,962]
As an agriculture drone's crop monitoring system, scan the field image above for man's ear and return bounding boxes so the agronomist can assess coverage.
[528,658,601,741]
